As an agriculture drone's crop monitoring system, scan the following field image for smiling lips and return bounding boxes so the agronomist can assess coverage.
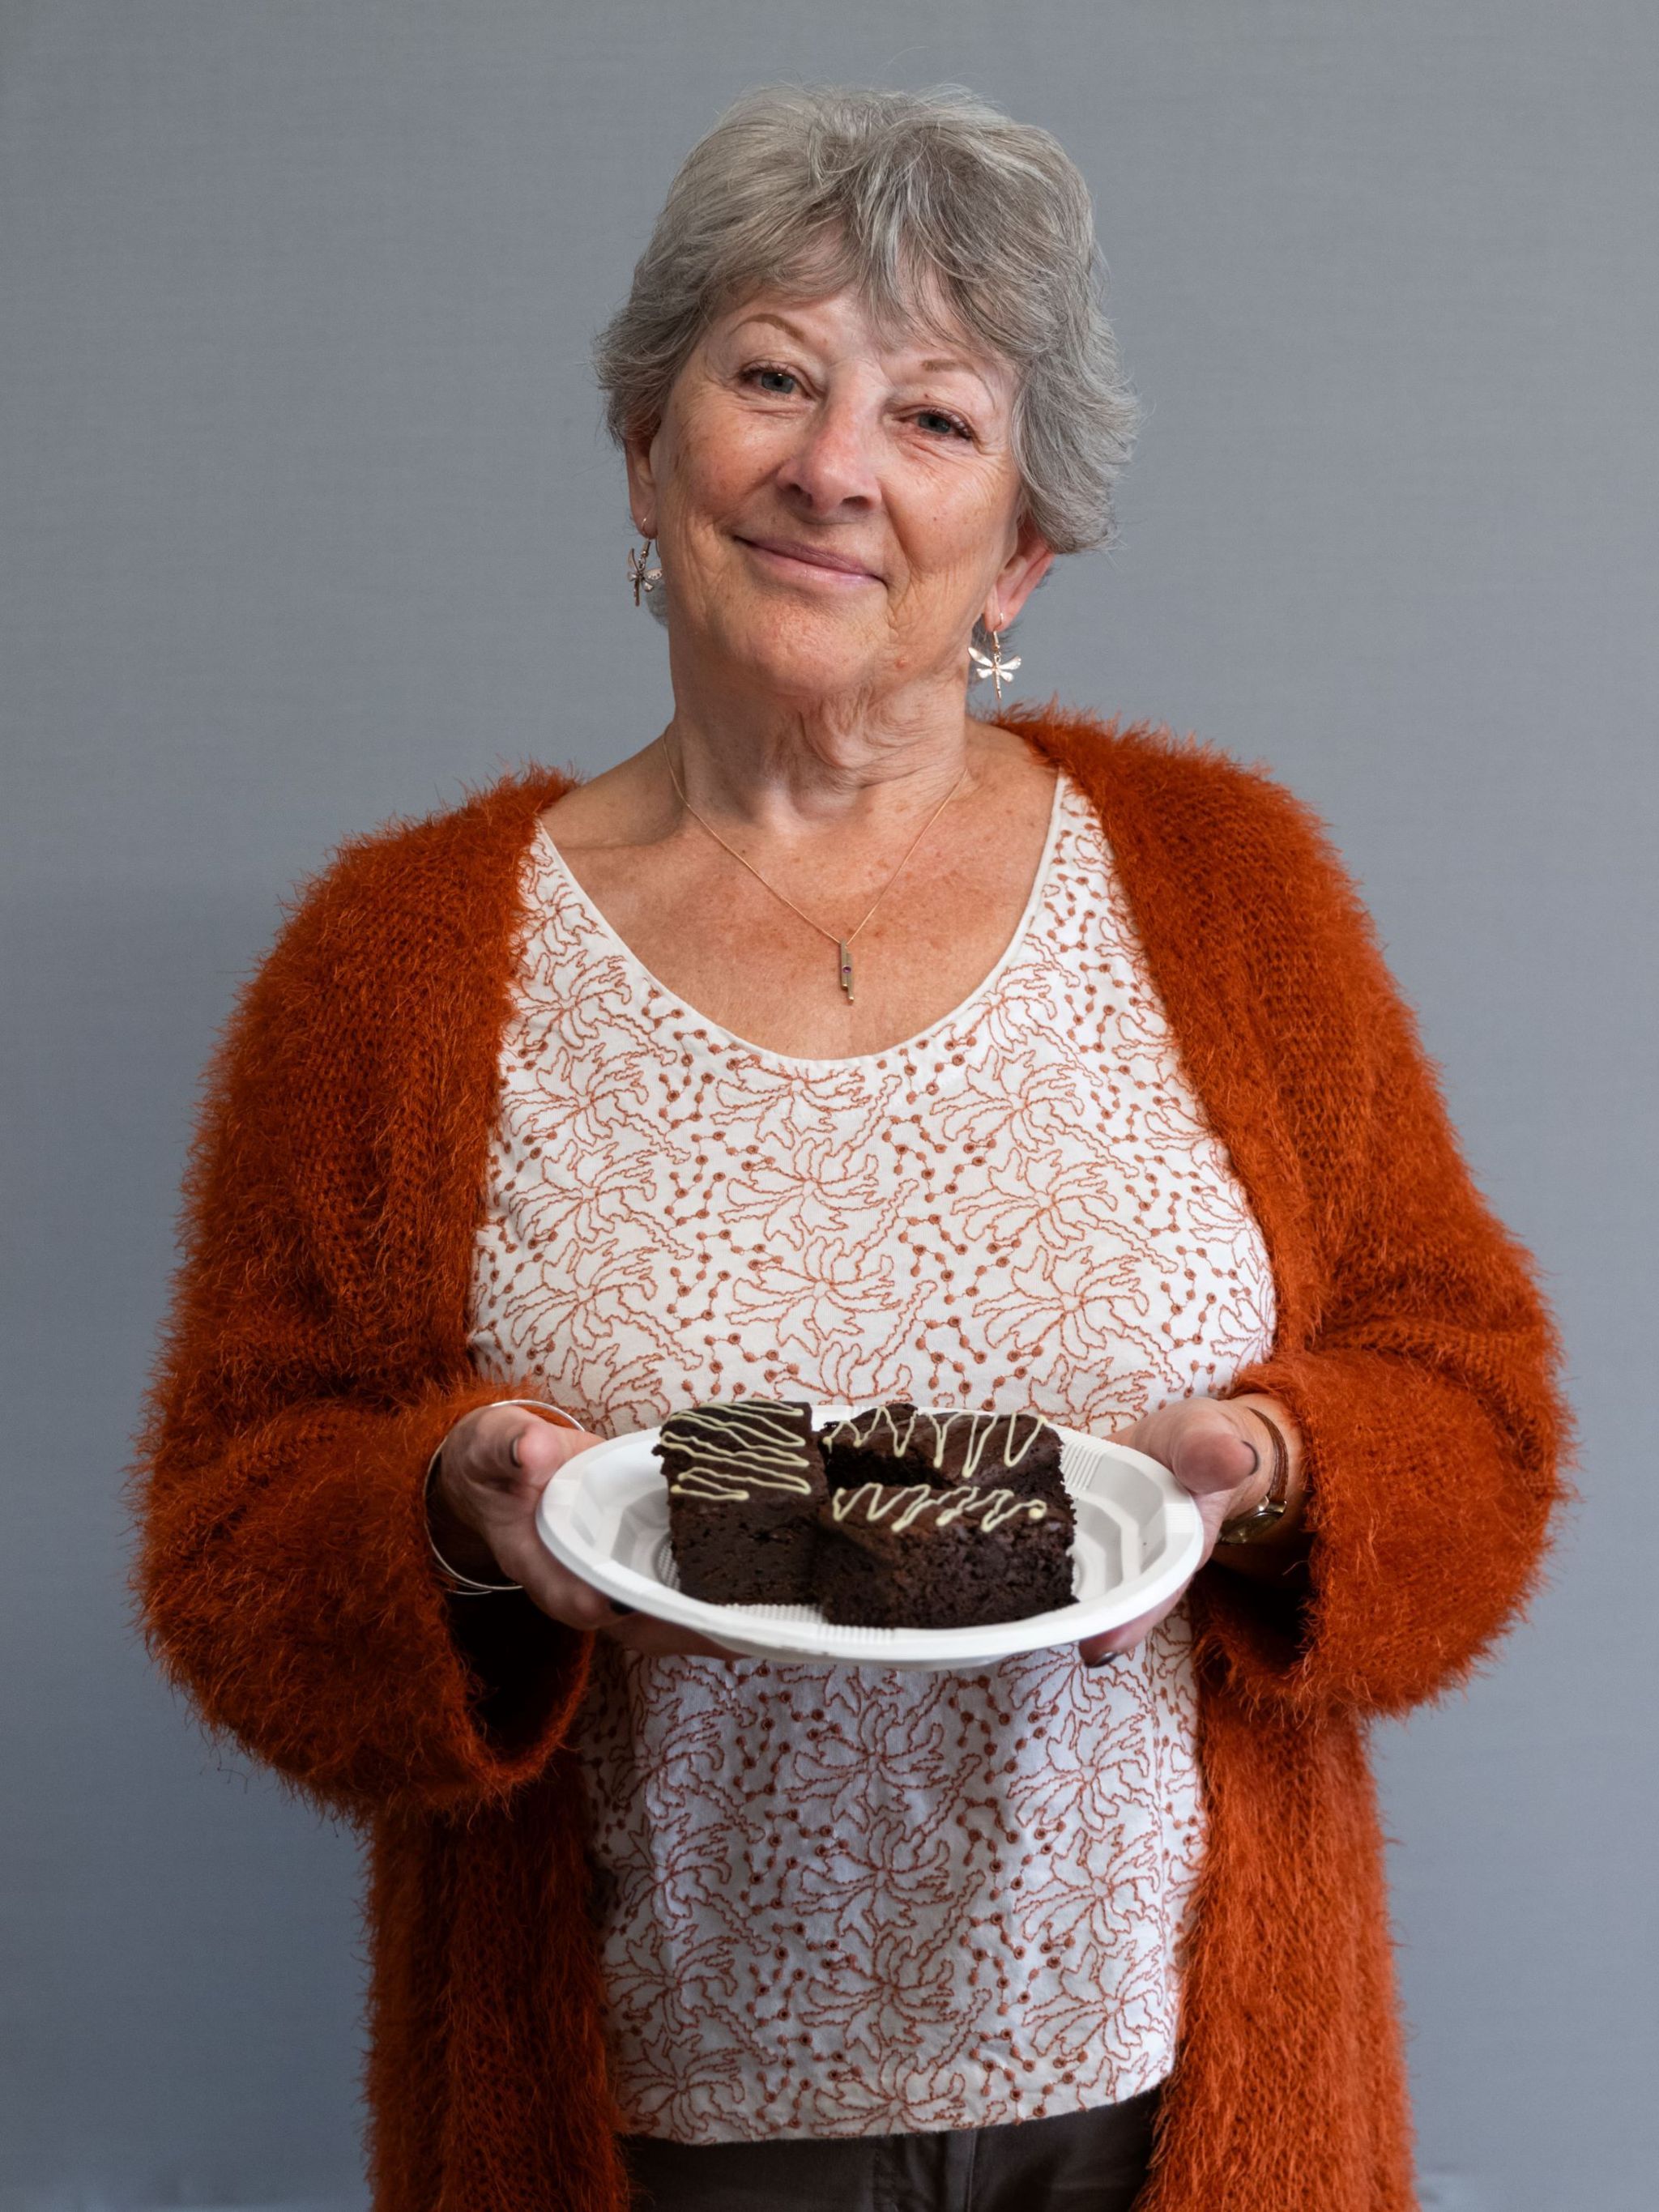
[738,535,882,585]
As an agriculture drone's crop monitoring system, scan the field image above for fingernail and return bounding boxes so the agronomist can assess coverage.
[509,1434,522,1468]
[1084,1652,1124,1669]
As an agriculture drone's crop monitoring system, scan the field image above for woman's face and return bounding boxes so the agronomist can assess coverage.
[626,283,1052,710]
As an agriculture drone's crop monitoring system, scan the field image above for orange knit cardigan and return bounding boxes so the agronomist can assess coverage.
[134,710,1566,2211]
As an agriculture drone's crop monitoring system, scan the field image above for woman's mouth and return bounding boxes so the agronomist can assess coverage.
[736,535,882,586]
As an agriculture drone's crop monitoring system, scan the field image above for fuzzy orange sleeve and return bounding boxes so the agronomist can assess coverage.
[1192,779,1571,1720]
[138,1384,590,1817]
[133,846,590,1821]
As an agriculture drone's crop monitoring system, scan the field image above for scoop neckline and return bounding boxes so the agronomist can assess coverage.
[528,765,1071,1074]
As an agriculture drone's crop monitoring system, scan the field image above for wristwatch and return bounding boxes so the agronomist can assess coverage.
[1215,1405,1294,1545]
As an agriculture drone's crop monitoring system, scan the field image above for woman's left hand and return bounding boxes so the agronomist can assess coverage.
[1077,1394,1303,1664]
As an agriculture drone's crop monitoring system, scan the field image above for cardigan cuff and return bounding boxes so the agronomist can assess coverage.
[140,1379,594,1819]
[1197,1347,1557,1718]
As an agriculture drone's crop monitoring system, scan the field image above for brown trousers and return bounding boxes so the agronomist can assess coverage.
[621,2086,1160,2210]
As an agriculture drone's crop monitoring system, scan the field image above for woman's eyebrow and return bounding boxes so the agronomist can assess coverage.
[732,310,815,343]
[904,353,1002,405]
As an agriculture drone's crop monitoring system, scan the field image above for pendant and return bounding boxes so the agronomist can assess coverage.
[968,630,1021,705]
[838,940,855,1000]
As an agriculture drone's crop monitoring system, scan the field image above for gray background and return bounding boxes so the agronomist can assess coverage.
[2,3,1653,2207]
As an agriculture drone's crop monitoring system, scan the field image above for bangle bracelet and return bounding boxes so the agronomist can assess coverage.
[424,1397,585,1596]
[1216,1405,1294,1545]
[424,1447,522,1595]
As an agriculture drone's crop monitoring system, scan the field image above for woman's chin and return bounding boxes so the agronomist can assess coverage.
[700,624,893,706]
[694,633,876,698]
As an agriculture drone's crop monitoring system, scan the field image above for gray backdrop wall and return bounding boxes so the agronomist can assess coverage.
[3,4,1653,2208]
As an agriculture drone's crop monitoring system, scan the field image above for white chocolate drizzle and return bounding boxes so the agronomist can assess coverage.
[662,1400,818,1501]
[828,1481,1049,1535]
[821,1405,1052,1484]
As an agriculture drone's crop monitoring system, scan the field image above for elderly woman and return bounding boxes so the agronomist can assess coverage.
[138,85,1563,2212]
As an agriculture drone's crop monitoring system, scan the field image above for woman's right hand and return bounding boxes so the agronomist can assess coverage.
[431,1403,739,1660]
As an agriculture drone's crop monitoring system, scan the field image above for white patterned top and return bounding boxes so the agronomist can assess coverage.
[467,769,1277,2143]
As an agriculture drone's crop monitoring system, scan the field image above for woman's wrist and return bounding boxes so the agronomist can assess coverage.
[1215,1404,1292,1538]
[1210,1394,1309,1570]
[424,1397,586,1595]
[422,1451,519,1592]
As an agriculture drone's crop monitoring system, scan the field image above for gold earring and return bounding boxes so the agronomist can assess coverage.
[969,622,1021,705]
[627,535,662,606]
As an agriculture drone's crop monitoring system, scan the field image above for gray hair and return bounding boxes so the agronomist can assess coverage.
[594,84,1137,559]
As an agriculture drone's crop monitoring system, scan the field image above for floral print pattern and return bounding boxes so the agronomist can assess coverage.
[467,773,1276,2140]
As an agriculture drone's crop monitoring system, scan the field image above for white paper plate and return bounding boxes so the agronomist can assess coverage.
[535,1404,1204,1671]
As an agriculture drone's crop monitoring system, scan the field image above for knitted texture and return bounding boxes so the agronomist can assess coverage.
[133,710,1567,2211]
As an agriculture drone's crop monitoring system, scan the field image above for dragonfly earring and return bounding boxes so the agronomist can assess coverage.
[627,536,663,606]
[969,621,1021,705]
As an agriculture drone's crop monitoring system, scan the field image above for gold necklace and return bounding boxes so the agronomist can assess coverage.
[659,735,970,1002]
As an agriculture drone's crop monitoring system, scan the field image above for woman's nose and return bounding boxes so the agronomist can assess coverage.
[776,402,881,513]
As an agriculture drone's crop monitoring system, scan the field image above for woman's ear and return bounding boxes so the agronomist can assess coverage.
[988,519,1055,629]
[623,420,661,538]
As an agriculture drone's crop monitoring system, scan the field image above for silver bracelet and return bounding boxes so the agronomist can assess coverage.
[424,1397,585,1596]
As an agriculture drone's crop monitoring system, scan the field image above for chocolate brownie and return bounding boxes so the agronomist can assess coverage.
[658,1399,827,1605]
[818,1404,1066,1507]
[812,1478,1076,1629]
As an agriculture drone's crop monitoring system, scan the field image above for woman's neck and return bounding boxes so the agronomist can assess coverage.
[659,654,987,836]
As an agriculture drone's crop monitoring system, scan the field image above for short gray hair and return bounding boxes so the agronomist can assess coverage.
[595,84,1137,557]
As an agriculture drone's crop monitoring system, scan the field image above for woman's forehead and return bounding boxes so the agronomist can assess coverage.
[710,283,1014,394]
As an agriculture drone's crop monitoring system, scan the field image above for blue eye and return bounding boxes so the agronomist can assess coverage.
[917,409,972,441]
[745,365,800,395]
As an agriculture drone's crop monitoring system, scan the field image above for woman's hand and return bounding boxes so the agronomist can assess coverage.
[431,1404,740,1660]
[1077,1393,1306,1664]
